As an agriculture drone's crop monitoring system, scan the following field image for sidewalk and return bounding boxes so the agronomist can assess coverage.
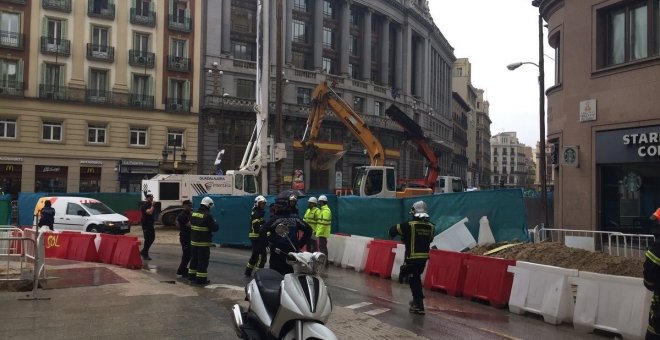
[0,258,428,339]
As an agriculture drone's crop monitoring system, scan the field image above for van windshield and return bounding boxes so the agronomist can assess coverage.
[82,202,115,215]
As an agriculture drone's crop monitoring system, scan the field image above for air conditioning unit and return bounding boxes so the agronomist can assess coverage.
[138,56,145,63]
[174,63,182,69]
[175,56,181,62]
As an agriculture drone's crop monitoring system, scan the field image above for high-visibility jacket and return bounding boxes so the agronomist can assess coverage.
[249,207,265,239]
[190,207,219,247]
[303,207,320,236]
[644,241,660,337]
[389,218,435,261]
[316,205,331,238]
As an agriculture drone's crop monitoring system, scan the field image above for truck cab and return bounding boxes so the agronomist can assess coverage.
[436,176,465,193]
[352,166,433,198]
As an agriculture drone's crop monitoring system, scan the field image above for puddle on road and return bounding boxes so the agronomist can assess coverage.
[43,267,128,289]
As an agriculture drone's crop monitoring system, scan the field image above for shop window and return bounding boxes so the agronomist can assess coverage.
[80,166,101,192]
[0,118,16,138]
[42,121,62,142]
[130,127,147,146]
[0,164,21,200]
[35,165,68,193]
[87,124,106,144]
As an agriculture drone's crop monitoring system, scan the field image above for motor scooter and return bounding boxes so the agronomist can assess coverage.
[231,224,337,340]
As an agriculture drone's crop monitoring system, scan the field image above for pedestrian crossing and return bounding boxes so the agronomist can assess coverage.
[343,301,391,316]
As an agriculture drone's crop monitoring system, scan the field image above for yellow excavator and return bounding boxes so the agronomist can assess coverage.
[300,81,432,198]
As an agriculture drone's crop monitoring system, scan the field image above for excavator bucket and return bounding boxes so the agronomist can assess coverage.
[311,150,346,170]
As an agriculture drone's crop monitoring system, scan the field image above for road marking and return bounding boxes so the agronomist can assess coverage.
[205,284,244,291]
[363,308,390,316]
[329,284,358,292]
[344,302,373,309]
[477,328,522,340]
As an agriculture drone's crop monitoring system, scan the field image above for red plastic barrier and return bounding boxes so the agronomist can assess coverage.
[44,232,71,259]
[364,240,400,279]
[98,234,120,264]
[462,255,516,308]
[66,234,100,262]
[112,237,143,269]
[9,230,23,255]
[423,249,470,297]
[123,210,142,225]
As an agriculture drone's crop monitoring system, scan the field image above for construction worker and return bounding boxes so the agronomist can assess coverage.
[317,195,331,261]
[188,197,219,285]
[288,195,300,216]
[261,194,313,275]
[389,201,435,315]
[245,195,268,277]
[304,197,320,252]
[644,207,660,339]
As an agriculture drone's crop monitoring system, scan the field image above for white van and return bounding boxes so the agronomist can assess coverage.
[34,197,130,234]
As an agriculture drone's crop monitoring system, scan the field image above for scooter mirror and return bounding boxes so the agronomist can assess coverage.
[275,223,289,237]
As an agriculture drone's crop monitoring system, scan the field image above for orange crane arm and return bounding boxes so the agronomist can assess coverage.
[301,81,385,166]
[385,104,439,189]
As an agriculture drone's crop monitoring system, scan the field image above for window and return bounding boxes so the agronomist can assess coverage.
[599,0,660,67]
[232,7,255,33]
[456,67,463,77]
[133,74,150,96]
[350,8,360,25]
[293,0,308,12]
[135,0,151,16]
[323,27,334,49]
[232,41,255,60]
[323,0,335,18]
[322,57,334,74]
[349,35,358,55]
[133,32,150,52]
[91,26,109,47]
[236,79,255,99]
[549,33,561,85]
[173,1,188,24]
[297,87,311,105]
[292,20,307,43]
[374,101,383,116]
[0,118,16,139]
[168,79,189,106]
[171,39,186,57]
[88,69,108,101]
[167,130,184,148]
[348,63,358,78]
[42,121,62,142]
[46,18,65,43]
[0,59,21,88]
[353,96,364,113]
[130,127,147,146]
[87,124,106,144]
[1,12,20,48]
[292,51,309,69]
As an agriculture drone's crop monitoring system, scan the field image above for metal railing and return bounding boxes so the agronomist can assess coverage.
[130,8,156,27]
[0,31,24,49]
[168,14,192,32]
[42,0,71,13]
[87,0,115,19]
[0,80,24,97]
[167,55,190,72]
[166,98,190,112]
[40,36,71,56]
[0,227,46,299]
[529,225,655,259]
[129,50,155,68]
[86,44,115,62]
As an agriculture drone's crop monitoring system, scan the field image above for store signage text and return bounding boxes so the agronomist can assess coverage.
[623,133,660,157]
[0,156,23,162]
[42,166,61,173]
[80,160,103,165]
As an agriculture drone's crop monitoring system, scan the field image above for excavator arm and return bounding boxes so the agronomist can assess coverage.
[385,104,440,189]
[301,81,385,167]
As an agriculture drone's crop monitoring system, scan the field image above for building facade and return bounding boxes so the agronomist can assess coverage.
[199,0,456,193]
[451,91,469,182]
[540,0,660,232]
[0,0,203,198]
[490,132,529,188]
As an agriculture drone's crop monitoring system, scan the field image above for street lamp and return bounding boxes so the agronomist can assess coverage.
[507,2,548,228]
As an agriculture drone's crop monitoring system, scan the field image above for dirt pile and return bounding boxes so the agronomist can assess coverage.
[467,242,645,278]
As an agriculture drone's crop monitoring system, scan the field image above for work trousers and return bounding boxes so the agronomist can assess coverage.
[648,293,660,340]
[319,237,328,260]
[141,223,155,255]
[177,234,191,276]
[246,239,267,275]
[189,245,211,283]
[406,259,428,306]
[307,237,318,252]
[269,248,293,275]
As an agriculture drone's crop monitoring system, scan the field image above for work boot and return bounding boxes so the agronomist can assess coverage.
[244,267,253,277]
[409,300,425,315]
[196,279,211,286]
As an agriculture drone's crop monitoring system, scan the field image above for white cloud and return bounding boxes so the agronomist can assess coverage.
[428,0,555,146]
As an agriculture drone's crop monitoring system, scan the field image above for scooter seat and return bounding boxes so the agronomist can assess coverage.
[254,269,284,315]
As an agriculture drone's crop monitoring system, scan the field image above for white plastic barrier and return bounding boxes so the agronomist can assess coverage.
[390,244,406,282]
[477,216,495,245]
[570,271,651,340]
[327,234,350,265]
[507,261,578,325]
[430,217,476,252]
[340,235,372,271]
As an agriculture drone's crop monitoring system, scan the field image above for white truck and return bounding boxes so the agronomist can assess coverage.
[141,171,258,226]
[436,176,466,193]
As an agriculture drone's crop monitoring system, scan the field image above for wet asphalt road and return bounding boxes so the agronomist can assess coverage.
[145,244,608,340]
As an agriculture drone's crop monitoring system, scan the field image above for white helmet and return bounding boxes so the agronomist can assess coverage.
[201,197,214,207]
[318,195,328,202]
[410,200,429,218]
[254,195,266,204]
[308,197,318,204]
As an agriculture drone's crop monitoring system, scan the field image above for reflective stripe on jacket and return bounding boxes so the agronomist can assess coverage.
[389,219,435,260]
[303,207,320,235]
[316,205,331,238]
[190,209,219,247]
[249,207,265,239]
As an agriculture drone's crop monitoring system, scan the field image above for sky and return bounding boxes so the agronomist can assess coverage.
[428,0,554,147]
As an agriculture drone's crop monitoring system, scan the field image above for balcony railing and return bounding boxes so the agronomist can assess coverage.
[40,36,70,56]
[129,94,154,109]
[85,89,111,104]
[129,50,155,68]
[204,94,254,112]
[86,44,115,62]
[87,0,115,19]
[0,80,24,97]
[168,14,192,32]
[166,98,190,112]
[130,8,156,27]
[42,0,71,13]
[0,31,24,49]
[3,0,27,4]
[39,84,67,100]
[168,55,190,72]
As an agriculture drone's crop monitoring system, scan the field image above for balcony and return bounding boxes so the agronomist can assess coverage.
[0,31,24,50]
[40,36,70,56]
[2,0,27,4]
[167,55,190,72]
[129,50,155,68]
[87,0,115,20]
[38,84,143,108]
[0,80,24,97]
[166,98,190,112]
[85,89,111,104]
[130,8,156,27]
[204,94,254,112]
[129,94,154,109]
[39,84,67,100]
[86,44,115,62]
[42,0,71,13]
[168,14,192,32]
